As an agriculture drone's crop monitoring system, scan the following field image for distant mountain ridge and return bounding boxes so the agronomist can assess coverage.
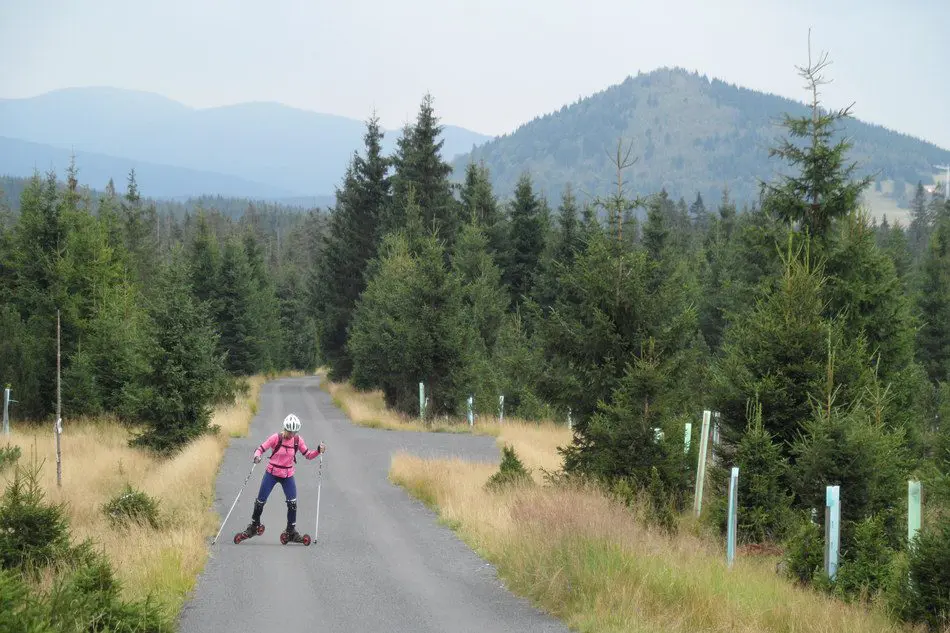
[3,75,947,218]
[0,87,494,199]
[450,67,950,214]
[0,135,308,200]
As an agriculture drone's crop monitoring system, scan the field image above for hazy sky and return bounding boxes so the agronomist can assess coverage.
[2,0,948,150]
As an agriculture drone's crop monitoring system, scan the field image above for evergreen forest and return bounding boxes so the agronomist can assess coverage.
[2,50,950,630]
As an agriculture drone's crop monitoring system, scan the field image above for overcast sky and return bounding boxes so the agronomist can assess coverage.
[2,0,948,150]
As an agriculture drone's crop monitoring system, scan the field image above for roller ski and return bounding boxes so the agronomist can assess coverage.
[233,521,265,544]
[280,525,311,546]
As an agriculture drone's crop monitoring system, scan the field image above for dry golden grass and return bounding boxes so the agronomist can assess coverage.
[318,370,501,437]
[493,418,572,479]
[0,372,289,621]
[389,435,918,633]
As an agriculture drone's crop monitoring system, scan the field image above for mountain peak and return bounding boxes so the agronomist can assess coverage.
[452,69,950,218]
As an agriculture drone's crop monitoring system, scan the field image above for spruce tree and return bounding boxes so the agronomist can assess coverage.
[502,173,546,304]
[186,212,222,310]
[559,334,697,508]
[909,181,931,259]
[243,231,284,372]
[554,184,581,265]
[121,169,159,289]
[313,115,391,380]
[732,397,795,542]
[916,208,950,383]
[532,184,583,312]
[451,220,509,413]
[459,161,506,258]
[689,191,709,230]
[823,212,916,377]
[710,237,869,456]
[133,250,228,454]
[388,94,458,247]
[761,37,872,245]
[216,235,258,375]
[348,229,474,416]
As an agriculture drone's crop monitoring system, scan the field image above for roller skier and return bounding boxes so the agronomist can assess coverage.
[234,413,326,545]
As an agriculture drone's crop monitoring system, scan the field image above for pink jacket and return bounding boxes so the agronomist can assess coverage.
[254,432,320,478]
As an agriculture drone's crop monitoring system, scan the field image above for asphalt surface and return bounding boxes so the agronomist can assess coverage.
[177,375,570,633]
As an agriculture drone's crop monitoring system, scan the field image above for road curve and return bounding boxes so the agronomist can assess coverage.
[177,375,569,633]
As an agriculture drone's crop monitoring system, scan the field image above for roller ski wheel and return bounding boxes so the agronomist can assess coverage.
[280,530,311,546]
[233,522,265,544]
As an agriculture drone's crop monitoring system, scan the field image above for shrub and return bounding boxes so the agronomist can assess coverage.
[0,567,54,632]
[486,445,533,491]
[734,398,795,543]
[0,459,172,632]
[0,443,20,471]
[901,520,950,631]
[782,514,824,585]
[0,458,72,575]
[45,551,171,633]
[0,552,172,633]
[102,484,162,529]
[833,513,896,602]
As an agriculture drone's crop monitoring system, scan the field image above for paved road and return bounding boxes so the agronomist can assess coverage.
[177,375,569,633]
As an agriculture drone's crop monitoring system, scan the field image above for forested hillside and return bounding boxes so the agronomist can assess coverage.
[3,52,950,630]
[451,67,950,212]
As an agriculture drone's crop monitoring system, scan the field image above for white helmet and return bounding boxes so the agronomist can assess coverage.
[282,413,301,433]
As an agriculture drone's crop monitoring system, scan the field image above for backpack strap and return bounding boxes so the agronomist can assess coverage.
[267,434,299,470]
[269,434,284,459]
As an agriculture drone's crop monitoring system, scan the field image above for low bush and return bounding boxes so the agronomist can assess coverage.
[102,484,162,529]
[0,443,20,471]
[0,457,172,631]
[899,521,950,631]
[0,459,73,575]
[485,444,533,491]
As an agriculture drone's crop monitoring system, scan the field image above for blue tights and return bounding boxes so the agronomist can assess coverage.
[251,471,298,527]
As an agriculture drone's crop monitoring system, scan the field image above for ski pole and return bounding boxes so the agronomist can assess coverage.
[212,460,257,546]
[315,454,323,541]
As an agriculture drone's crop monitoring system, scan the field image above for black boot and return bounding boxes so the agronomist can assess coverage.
[282,523,310,545]
[239,500,266,538]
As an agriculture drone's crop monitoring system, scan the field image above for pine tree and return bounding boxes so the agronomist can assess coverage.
[823,212,916,377]
[451,220,509,413]
[554,184,581,265]
[710,236,870,456]
[133,250,228,454]
[916,209,950,383]
[187,212,222,310]
[732,397,795,542]
[502,173,546,303]
[459,161,506,259]
[348,229,474,416]
[216,236,258,375]
[560,335,696,510]
[909,181,931,259]
[313,115,391,380]
[761,36,872,244]
[121,169,159,289]
[388,94,458,247]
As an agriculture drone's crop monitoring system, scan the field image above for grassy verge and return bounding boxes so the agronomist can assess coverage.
[388,435,917,633]
[317,370,503,437]
[0,370,301,624]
